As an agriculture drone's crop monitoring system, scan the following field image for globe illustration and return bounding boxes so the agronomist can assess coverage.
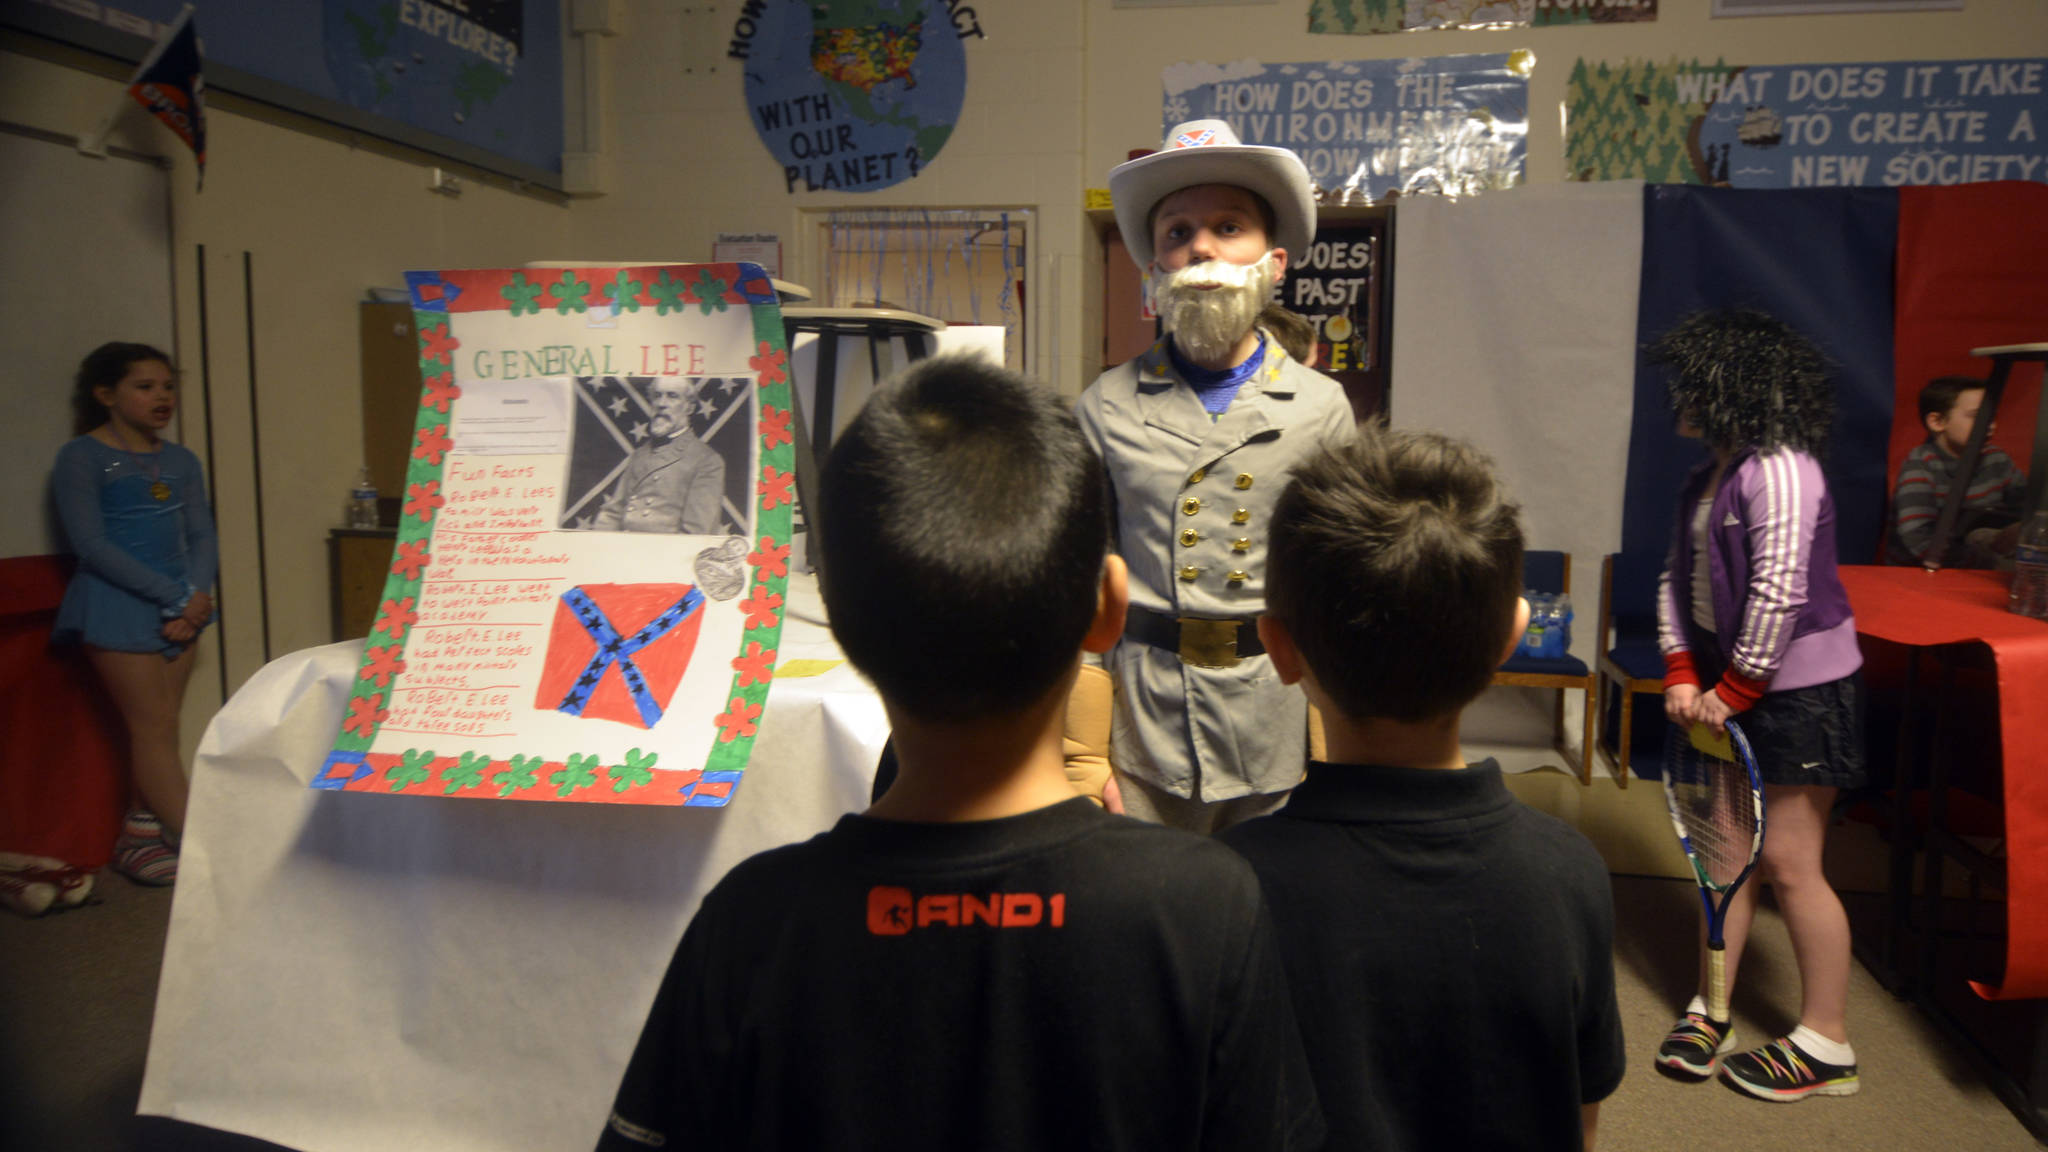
[740,0,968,193]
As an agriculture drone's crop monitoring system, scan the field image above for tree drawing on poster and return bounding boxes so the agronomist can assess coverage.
[1309,0,1655,34]
[316,264,796,806]
[1567,56,2047,188]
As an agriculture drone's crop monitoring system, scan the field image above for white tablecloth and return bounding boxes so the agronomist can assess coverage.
[138,574,887,1152]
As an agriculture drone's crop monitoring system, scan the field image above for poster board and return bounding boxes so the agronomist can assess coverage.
[1281,212,1390,419]
[1164,52,1531,201]
[1566,56,2048,189]
[316,263,795,806]
[7,0,564,185]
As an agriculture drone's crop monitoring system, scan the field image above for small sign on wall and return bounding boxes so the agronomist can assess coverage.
[715,234,783,280]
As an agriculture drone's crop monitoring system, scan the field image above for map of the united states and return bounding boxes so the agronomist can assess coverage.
[811,22,922,91]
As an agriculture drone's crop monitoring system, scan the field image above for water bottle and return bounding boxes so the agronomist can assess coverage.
[2012,510,2048,620]
[1522,590,1548,657]
[1553,592,1574,656]
[1539,595,1564,659]
[347,467,380,529]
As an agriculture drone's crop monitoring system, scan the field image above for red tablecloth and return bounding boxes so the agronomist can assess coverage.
[1840,565,2048,999]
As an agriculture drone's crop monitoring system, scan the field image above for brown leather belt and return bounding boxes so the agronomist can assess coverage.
[1125,604,1264,669]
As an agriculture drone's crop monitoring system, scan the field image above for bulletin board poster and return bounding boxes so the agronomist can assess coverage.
[1164,53,1532,202]
[1566,57,2048,188]
[316,264,796,807]
[7,0,562,183]
[732,0,973,194]
[1279,217,1389,419]
[1307,0,1655,35]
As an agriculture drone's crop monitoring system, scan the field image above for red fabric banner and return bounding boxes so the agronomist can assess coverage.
[1890,183,2048,492]
[1841,565,2048,999]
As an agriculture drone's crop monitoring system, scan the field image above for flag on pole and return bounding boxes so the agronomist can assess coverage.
[129,5,206,186]
[82,4,207,188]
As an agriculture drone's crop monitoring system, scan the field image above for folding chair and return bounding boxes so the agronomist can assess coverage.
[1593,552,1666,788]
[1492,551,1597,785]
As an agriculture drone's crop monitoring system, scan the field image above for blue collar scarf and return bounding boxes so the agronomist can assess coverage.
[1169,332,1266,418]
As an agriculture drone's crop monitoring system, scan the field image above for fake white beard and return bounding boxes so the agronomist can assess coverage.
[1152,250,1280,366]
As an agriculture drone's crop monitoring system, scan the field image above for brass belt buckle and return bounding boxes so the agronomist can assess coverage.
[1177,617,1240,669]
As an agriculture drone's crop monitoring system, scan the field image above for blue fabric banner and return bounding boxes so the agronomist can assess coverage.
[1625,186,1899,567]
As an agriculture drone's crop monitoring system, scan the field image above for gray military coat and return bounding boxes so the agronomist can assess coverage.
[1076,336,1356,802]
[594,433,726,534]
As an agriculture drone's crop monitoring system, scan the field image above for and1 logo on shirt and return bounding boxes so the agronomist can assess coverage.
[866,886,1067,935]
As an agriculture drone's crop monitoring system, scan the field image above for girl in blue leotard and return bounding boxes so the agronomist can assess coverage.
[50,342,217,885]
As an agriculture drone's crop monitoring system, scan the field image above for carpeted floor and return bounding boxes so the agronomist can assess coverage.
[2,869,2041,1150]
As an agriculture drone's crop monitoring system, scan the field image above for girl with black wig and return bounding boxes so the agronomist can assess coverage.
[1646,308,1867,1102]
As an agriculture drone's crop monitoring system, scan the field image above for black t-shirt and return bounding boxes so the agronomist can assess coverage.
[1221,759,1626,1152]
[600,798,1324,1152]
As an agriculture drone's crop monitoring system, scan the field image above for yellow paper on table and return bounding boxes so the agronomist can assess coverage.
[775,658,844,679]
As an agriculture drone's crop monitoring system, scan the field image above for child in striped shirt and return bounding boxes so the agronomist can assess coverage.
[1886,375,2027,568]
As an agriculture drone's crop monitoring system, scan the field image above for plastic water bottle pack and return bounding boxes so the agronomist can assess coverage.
[2012,510,2048,620]
[1519,591,1575,658]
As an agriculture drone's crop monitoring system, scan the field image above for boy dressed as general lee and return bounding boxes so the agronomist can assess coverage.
[597,357,1324,1152]
[1077,120,1356,834]
[1220,428,1626,1151]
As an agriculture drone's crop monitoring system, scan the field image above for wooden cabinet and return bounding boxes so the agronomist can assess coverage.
[331,301,419,641]
[359,301,420,520]
[328,528,396,642]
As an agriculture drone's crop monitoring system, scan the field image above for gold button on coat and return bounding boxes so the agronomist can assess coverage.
[1234,473,1254,490]
[1227,570,1248,583]
[1232,507,1250,524]
[1182,497,1202,516]
[1180,529,1201,548]
[1179,565,1201,582]
[1232,538,1251,552]
[1188,468,1207,485]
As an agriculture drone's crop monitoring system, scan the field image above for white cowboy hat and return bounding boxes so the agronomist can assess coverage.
[1109,119,1316,271]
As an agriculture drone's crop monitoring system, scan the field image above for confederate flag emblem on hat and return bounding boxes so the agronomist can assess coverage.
[1172,127,1218,149]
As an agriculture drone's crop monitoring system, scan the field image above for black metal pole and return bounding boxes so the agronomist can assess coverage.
[195,244,229,703]
[243,251,272,663]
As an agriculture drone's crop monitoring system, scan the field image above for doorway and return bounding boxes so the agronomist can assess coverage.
[806,207,1031,372]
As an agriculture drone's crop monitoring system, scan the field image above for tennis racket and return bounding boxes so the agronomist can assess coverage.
[1662,717,1766,1029]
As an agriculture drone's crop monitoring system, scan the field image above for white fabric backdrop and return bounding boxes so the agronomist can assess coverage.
[138,573,886,1152]
[1390,182,1646,762]
[1390,180,1645,572]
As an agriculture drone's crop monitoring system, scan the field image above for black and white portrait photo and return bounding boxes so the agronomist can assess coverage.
[560,375,754,536]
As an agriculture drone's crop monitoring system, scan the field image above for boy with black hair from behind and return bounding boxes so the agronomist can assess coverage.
[1221,425,1626,1151]
[598,355,1324,1152]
